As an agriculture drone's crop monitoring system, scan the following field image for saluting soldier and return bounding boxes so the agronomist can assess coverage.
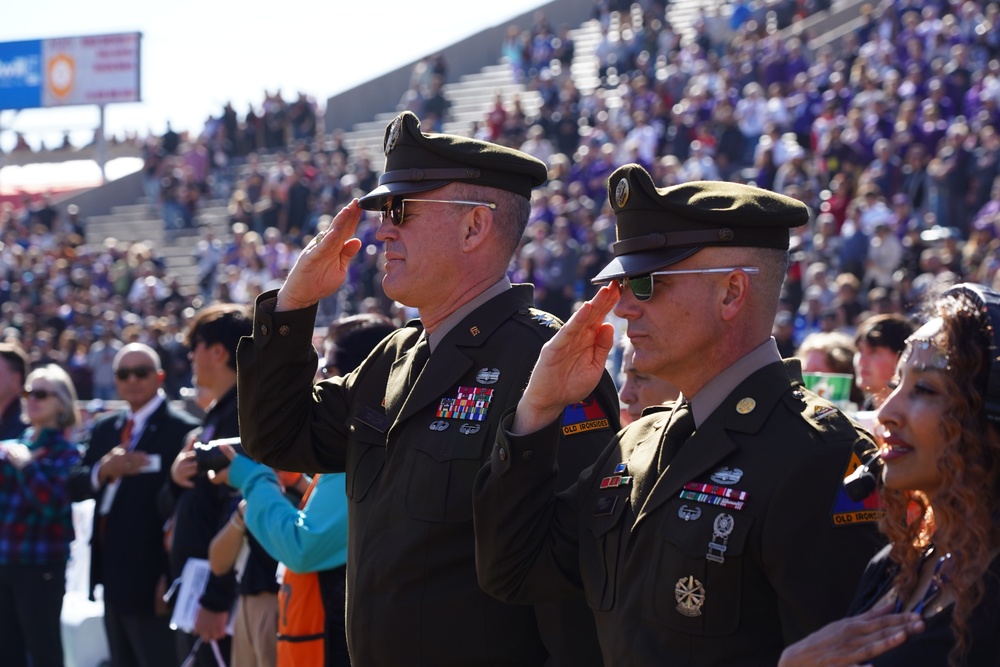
[473,164,885,666]
[236,111,619,666]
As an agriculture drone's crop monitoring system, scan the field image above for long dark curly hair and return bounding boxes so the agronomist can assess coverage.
[878,288,1000,666]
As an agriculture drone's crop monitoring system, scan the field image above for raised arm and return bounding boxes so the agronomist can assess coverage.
[513,282,619,434]
[275,199,364,312]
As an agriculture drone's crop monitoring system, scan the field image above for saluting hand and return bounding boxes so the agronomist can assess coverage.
[276,198,364,312]
[777,603,924,667]
[512,282,619,435]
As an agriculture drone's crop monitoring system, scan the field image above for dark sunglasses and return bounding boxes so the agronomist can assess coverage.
[379,198,496,227]
[617,267,760,302]
[115,366,155,381]
[22,388,54,400]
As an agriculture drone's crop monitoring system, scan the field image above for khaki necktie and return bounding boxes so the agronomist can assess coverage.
[657,402,695,474]
[406,336,431,387]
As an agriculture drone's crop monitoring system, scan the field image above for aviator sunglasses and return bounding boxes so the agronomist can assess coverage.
[380,198,496,226]
[115,366,155,381]
[618,267,760,302]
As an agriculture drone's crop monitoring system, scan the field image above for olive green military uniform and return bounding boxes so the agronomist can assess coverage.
[474,164,886,666]
[237,285,620,666]
[475,357,883,666]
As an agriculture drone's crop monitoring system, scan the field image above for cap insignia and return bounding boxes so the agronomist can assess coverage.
[615,178,630,208]
[718,228,735,242]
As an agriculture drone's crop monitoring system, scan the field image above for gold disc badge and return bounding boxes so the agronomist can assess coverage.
[615,178,630,208]
[736,397,756,414]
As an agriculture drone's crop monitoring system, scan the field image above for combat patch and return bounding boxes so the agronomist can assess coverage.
[831,451,885,526]
[561,395,611,436]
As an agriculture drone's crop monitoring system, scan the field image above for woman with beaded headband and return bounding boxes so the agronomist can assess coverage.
[780,283,1000,666]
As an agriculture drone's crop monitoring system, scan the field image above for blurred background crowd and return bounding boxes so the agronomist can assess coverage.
[1,0,999,409]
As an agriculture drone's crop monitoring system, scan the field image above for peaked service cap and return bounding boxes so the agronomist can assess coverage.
[592,164,809,283]
[357,111,548,211]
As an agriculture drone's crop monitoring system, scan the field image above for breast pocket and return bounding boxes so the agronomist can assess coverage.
[649,507,754,637]
[579,489,630,611]
[345,424,386,503]
[405,425,489,523]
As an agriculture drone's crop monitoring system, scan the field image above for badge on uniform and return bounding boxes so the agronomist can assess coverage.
[476,368,500,385]
[561,395,610,437]
[710,467,744,485]
[675,576,705,617]
[678,505,702,521]
[831,451,885,526]
[353,404,390,433]
[599,475,633,488]
[437,386,494,422]
[706,513,735,564]
[594,495,617,516]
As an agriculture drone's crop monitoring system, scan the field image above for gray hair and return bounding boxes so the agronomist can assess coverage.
[26,364,80,429]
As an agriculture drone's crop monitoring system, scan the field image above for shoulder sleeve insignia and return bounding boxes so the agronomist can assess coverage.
[830,450,885,527]
[561,394,611,437]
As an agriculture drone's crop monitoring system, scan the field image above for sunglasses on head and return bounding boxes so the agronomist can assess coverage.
[115,366,155,381]
[379,198,497,226]
[617,266,760,302]
[22,388,54,400]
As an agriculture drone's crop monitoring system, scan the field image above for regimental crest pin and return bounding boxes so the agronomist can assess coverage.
[615,178,630,208]
[385,116,402,154]
[476,368,500,385]
[710,467,744,485]
[675,576,705,617]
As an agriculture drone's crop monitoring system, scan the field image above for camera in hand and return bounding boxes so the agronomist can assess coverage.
[193,437,244,475]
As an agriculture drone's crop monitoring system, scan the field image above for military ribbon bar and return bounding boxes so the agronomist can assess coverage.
[683,482,749,502]
[678,490,746,511]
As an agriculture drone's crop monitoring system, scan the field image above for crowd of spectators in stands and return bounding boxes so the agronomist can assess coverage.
[2,0,1000,412]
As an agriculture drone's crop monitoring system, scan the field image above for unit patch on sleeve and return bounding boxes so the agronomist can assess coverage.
[831,450,885,526]
[437,387,494,422]
[561,395,611,436]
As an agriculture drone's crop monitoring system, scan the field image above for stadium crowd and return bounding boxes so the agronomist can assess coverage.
[4,0,1000,401]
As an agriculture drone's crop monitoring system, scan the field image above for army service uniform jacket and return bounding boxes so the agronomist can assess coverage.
[474,359,885,667]
[237,286,621,667]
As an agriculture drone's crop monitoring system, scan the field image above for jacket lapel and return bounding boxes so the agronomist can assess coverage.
[634,361,790,528]
[393,287,532,427]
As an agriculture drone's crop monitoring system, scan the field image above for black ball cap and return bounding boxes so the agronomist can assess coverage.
[592,164,810,283]
[358,111,548,211]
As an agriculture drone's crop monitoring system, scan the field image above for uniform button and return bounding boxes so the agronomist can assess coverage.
[521,450,533,461]
[498,448,507,462]
[279,325,291,336]
[260,324,269,336]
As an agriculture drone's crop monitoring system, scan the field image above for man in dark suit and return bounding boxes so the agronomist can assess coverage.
[237,111,619,666]
[69,342,200,667]
[474,165,886,666]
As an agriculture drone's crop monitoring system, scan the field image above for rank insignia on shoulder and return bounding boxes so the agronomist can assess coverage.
[437,386,494,422]
[530,310,561,329]
[561,395,610,436]
[831,451,885,526]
